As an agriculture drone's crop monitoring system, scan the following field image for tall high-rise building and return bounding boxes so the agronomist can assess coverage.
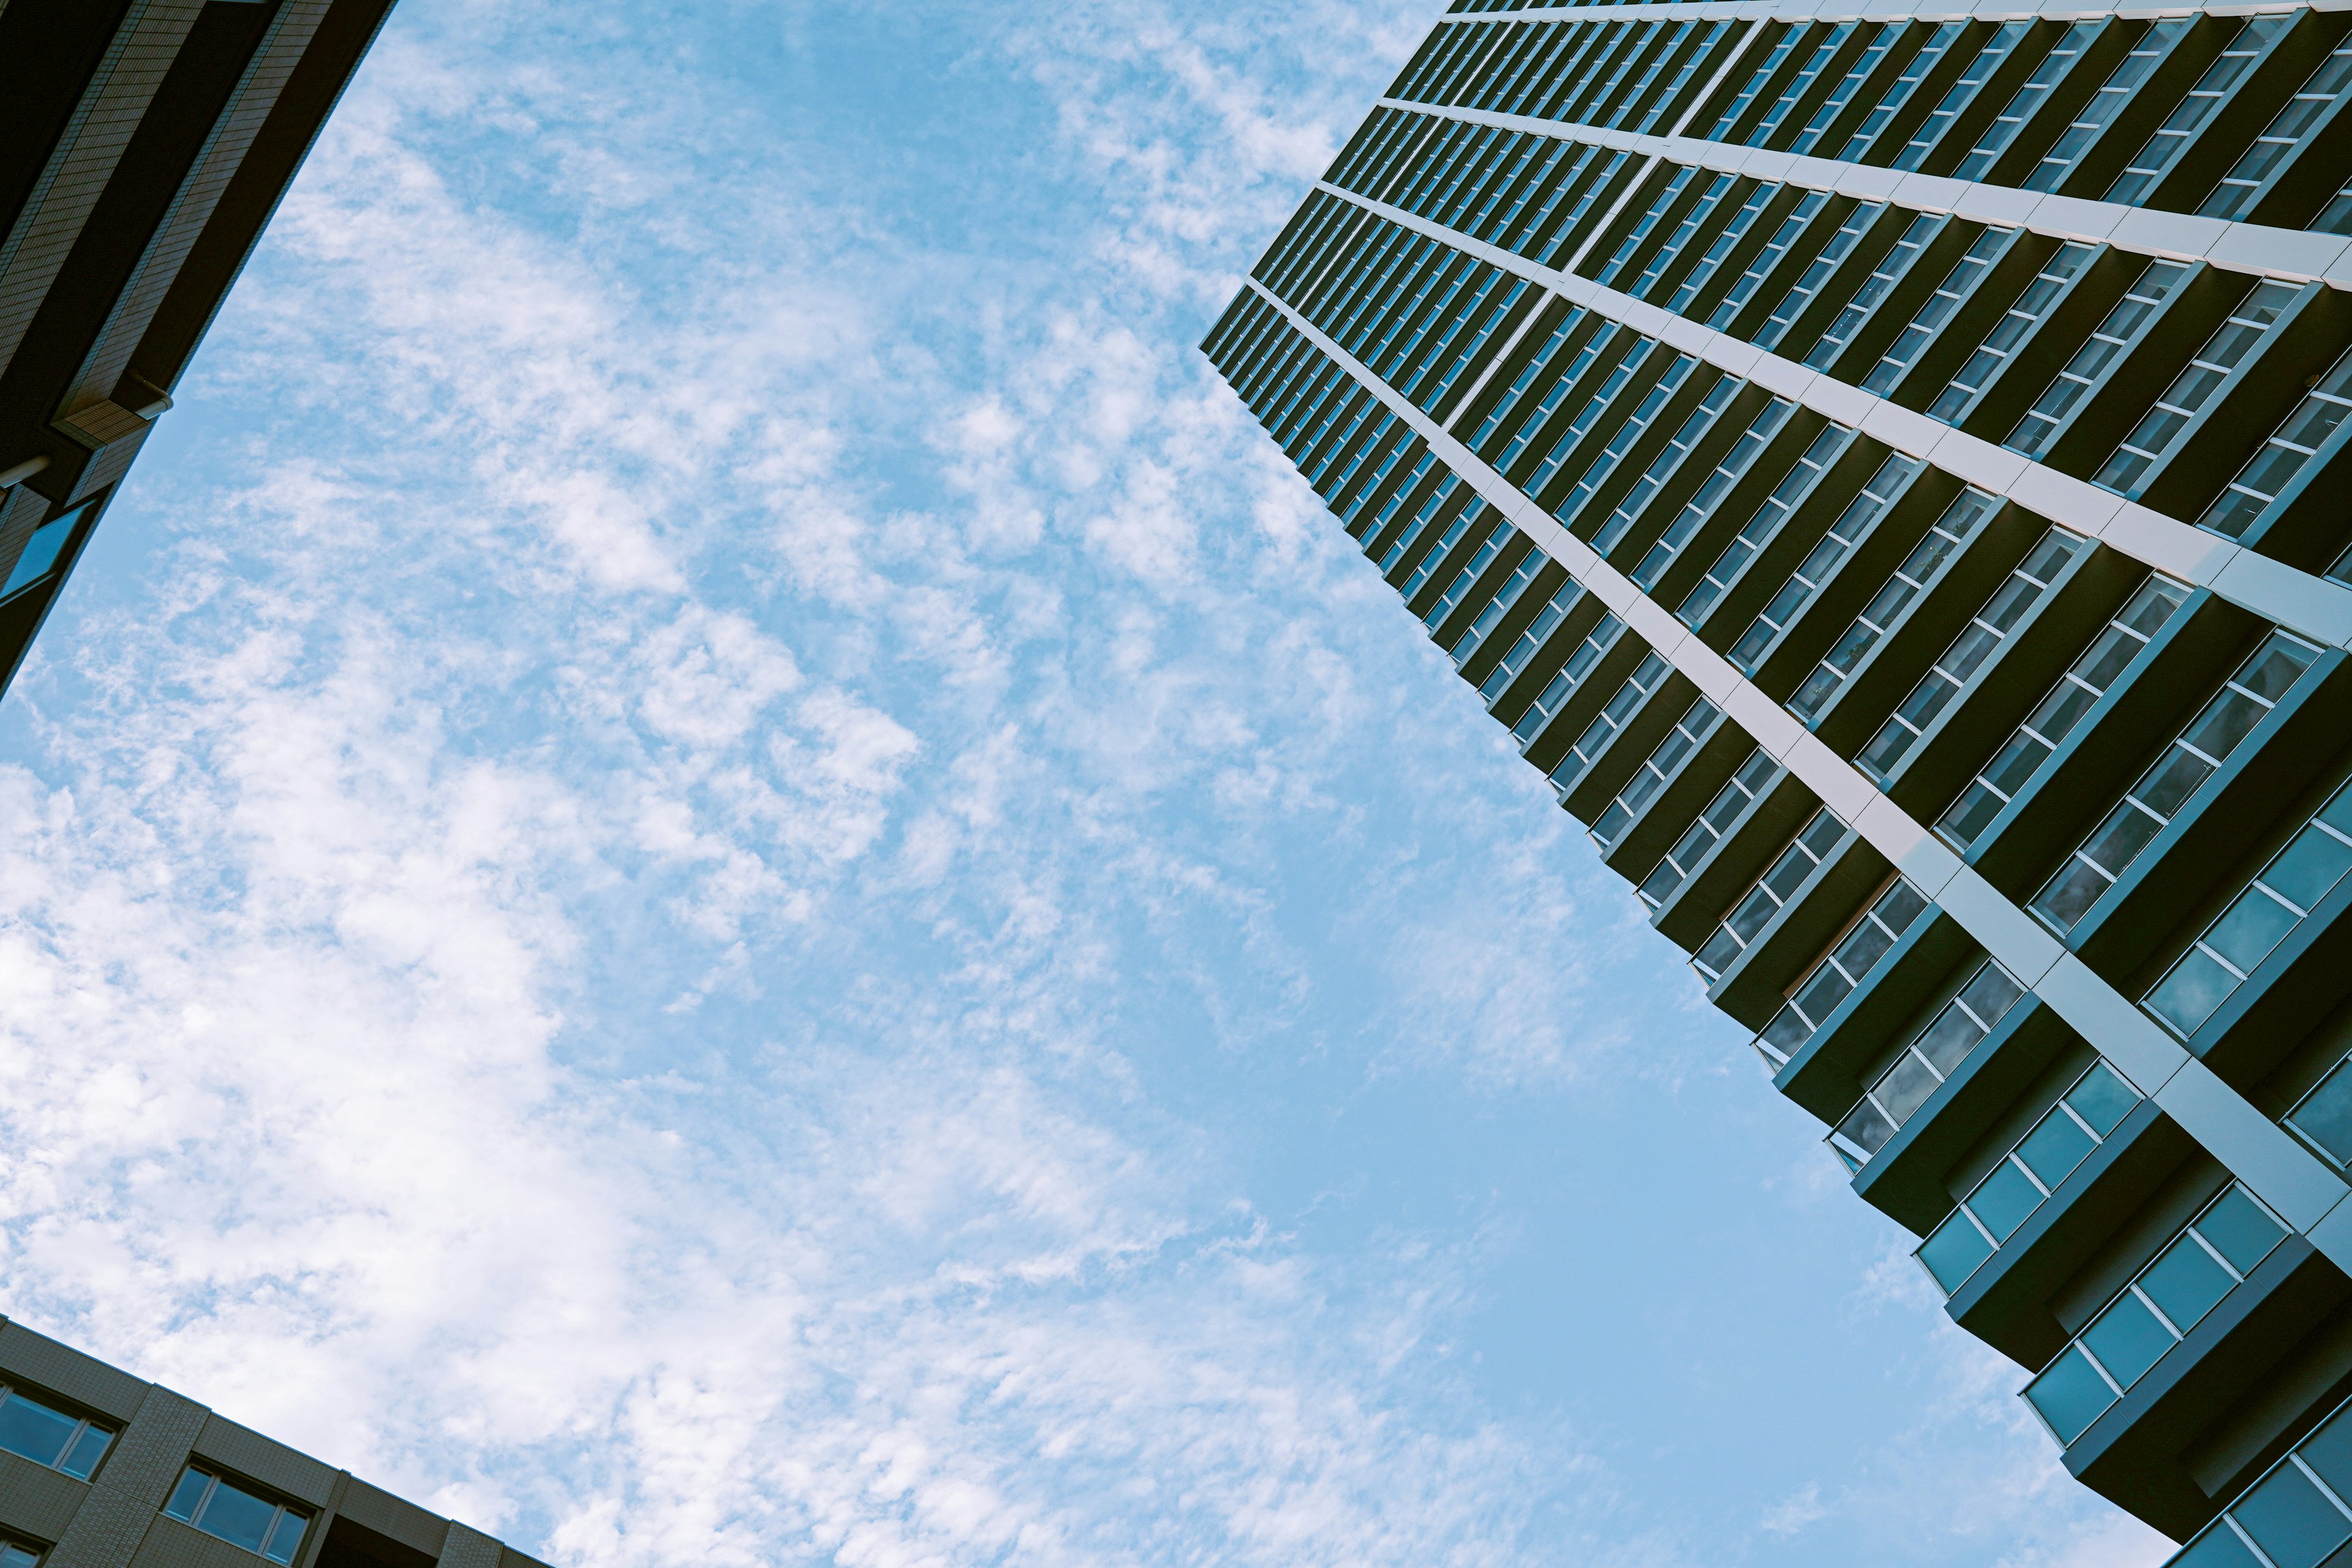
[1206,6,2352,1559]
[0,0,397,696]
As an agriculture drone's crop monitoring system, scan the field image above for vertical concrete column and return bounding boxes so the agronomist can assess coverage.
[44,1386,208,1568]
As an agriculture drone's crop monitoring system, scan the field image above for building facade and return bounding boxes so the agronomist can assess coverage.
[0,1316,540,1568]
[1203,4,2352,1561]
[0,0,396,696]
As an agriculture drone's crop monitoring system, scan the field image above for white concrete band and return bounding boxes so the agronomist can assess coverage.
[1242,272,2352,1267]
[1318,181,2352,654]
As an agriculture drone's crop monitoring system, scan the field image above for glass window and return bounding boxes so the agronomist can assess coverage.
[1954,21,2106,182]
[1829,960,2023,1166]
[1792,22,1902,155]
[1858,527,2084,780]
[1637,748,1774,908]
[1591,374,1746,559]
[1512,613,1623,746]
[2097,281,2301,497]
[1754,878,1931,1067]
[1892,23,2030,172]
[1481,579,1586,704]
[1929,241,2096,425]
[0,1541,37,1568]
[1753,202,1885,352]
[1592,696,1722,848]
[164,1468,311,1566]
[2174,1401,2352,1567]
[1632,408,1831,592]
[2027,20,2191,192]
[1690,807,1846,979]
[2007,258,2192,461]
[1863,226,2011,396]
[1839,22,1964,162]
[0,505,91,601]
[2203,344,2352,545]
[1708,190,1826,331]
[0,1387,113,1480]
[2201,39,2352,221]
[1805,213,1947,371]
[1786,488,1999,721]
[2107,17,2293,206]
[1548,652,1670,797]
[1692,452,1917,636]
[2033,631,2320,933]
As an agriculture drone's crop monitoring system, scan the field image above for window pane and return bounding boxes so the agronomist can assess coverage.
[2082,1291,2176,1389]
[2026,1344,2117,1445]
[265,1511,311,1566]
[2171,1525,2267,1567]
[195,1477,279,1554]
[2298,1405,2352,1499]
[2198,1186,2288,1275]
[0,1392,80,1470]
[1836,1099,1898,1158]
[2067,1066,2137,1138]
[165,1469,209,1521]
[1970,1161,2045,1242]
[0,515,76,598]
[2267,826,2352,911]
[0,1543,42,1568]
[59,1423,112,1480]
[2292,1060,2352,1166]
[2231,1461,2351,1568]
[2016,1113,2096,1191]
[2204,889,2300,973]
[1921,1211,1997,1292]
[2147,948,2244,1038]
[1874,1054,1944,1124]
[2139,1236,2237,1336]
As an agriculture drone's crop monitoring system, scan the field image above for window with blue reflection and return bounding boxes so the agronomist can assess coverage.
[2231,1459,2350,1567]
[0,1386,113,1479]
[164,1467,310,1565]
[0,502,92,601]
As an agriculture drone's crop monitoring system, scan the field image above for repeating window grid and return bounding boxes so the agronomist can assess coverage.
[1930,241,2097,424]
[0,1382,115,1479]
[1954,21,2106,183]
[1550,652,1673,797]
[1856,527,2089,783]
[1305,398,1381,489]
[1687,450,1915,635]
[1369,256,1487,388]
[1579,21,1667,126]
[1330,111,1407,194]
[1226,300,1303,387]
[1468,26,1553,114]
[1393,494,1489,596]
[1864,227,2013,396]
[1445,130,1531,230]
[1280,379,1360,469]
[1226,326,1300,407]
[1521,333,1658,499]
[1891,23,2031,173]
[1374,121,1460,209]
[1591,374,1744,559]
[1336,432,1424,533]
[1238,338,1317,417]
[1488,140,1578,250]
[2145,776,2352,1042]
[1637,748,1777,908]
[1328,228,1439,350]
[2199,344,2352,541]
[1690,809,1847,980]
[1521,23,1612,118]
[1493,320,1623,474]
[1250,198,1345,298]
[1787,487,2000,719]
[2174,1404,2352,1568]
[1752,202,1884,352]
[2203,40,2352,221]
[1511,614,1626,745]
[1268,363,1345,448]
[2316,168,2352,237]
[1624,173,1736,300]
[1665,181,1772,315]
[1706,190,1827,330]
[1494,23,1579,113]
[1283,199,1382,307]
[2096,281,2301,496]
[1532,151,1635,266]
[1482,579,1586,703]
[1915,1061,2143,1295]
[1595,166,1702,288]
[1635,407,1823,591]
[1826,959,2027,1164]
[1423,128,1505,227]
[1803,211,1948,372]
[1463,137,1544,240]
[1839,21,1966,162]
[1490,137,1594,254]
[2022,1186,2288,1449]
[1471,312,1580,453]
[1393,24,1464,100]
[1936,575,2190,851]
[1592,696,1723,848]
[2026,20,2192,193]
[1420,517,1516,631]
[2006,258,2192,461]
[1753,878,1932,1069]
[2108,17,2293,208]
[1791,21,1901,155]
[1372,469,1460,570]
[165,1468,314,1567]
[1749,21,1858,148]
[1449,546,1545,664]
[1707,24,1805,140]
[1414,276,1530,410]
[1556,24,1646,125]
[2030,629,2323,933]
[1630,18,1735,134]
[1428,24,1506,106]
[1556,353,1698,529]
[1607,19,1697,130]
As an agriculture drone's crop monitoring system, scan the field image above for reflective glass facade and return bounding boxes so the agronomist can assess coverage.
[1207,1,2352,1551]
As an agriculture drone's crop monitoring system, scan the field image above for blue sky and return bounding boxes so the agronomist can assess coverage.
[0,4,2174,1565]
